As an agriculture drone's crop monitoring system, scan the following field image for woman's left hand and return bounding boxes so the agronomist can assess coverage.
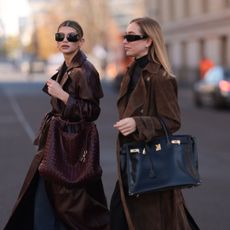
[114,117,136,136]
[47,79,69,104]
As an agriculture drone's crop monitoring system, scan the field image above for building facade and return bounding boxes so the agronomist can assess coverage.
[147,0,230,84]
[108,0,146,32]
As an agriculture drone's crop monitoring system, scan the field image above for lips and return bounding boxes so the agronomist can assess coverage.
[61,45,70,48]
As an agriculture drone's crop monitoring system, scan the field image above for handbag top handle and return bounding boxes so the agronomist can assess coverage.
[158,118,171,144]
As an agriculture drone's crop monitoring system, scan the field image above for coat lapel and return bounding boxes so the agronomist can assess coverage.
[60,50,87,88]
[117,60,160,119]
[117,72,147,118]
[59,70,70,87]
[122,74,146,118]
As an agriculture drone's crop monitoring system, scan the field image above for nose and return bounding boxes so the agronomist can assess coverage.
[123,38,128,44]
[63,35,68,42]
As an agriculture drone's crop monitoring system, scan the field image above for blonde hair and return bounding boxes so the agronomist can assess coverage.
[130,17,174,77]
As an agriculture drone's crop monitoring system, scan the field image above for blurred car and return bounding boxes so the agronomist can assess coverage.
[193,66,230,108]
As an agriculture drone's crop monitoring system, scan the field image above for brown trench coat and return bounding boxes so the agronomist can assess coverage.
[116,60,199,230]
[4,50,110,230]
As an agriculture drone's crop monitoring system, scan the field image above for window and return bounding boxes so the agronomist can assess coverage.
[184,0,190,17]
[199,39,205,59]
[202,0,208,13]
[225,0,230,7]
[220,36,227,67]
[169,0,175,20]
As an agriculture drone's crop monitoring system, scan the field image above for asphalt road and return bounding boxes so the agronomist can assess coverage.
[0,81,230,230]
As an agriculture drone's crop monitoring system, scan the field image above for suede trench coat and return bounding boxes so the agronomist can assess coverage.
[4,50,110,230]
[116,60,198,230]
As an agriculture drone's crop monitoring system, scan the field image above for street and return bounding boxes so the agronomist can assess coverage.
[0,80,230,230]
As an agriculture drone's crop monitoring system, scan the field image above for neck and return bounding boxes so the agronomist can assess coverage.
[134,51,148,60]
[135,54,148,61]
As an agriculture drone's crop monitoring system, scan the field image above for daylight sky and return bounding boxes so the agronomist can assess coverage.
[0,0,30,35]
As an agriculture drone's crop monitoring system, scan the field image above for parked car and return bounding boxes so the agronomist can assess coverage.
[193,66,230,108]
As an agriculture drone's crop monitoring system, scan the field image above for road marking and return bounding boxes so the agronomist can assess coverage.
[4,89,35,142]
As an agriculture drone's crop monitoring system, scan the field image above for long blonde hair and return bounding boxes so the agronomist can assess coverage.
[130,17,174,77]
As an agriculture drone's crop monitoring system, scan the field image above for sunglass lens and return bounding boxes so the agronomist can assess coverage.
[55,33,65,42]
[123,35,135,42]
[123,34,147,42]
[67,33,79,42]
[55,32,79,42]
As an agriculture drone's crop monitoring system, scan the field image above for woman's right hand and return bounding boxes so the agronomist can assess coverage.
[113,117,136,136]
[47,79,69,104]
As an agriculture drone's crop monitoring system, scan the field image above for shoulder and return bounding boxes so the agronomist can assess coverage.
[70,59,103,99]
[69,59,100,82]
[149,67,178,94]
[148,64,176,83]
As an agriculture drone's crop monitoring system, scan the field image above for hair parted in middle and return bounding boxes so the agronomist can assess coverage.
[57,20,84,38]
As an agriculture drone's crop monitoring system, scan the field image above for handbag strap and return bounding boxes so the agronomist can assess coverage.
[158,117,170,144]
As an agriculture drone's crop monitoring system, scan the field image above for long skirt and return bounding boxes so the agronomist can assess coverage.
[34,176,67,230]
[4,150,110,230]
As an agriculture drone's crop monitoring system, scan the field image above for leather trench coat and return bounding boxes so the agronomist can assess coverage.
[116,60,198,230]
[4,50,110,230]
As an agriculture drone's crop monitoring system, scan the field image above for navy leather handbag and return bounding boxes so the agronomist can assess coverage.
[120,119,201,196]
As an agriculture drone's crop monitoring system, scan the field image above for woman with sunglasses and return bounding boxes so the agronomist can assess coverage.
[4,20,110,230]
[110,17,199,230]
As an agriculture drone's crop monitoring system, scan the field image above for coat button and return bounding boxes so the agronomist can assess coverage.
[140,109,144,114]
[146,77,150,81]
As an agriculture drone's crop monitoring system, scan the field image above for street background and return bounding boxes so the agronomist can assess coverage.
[0,64,230,229]
[1,0,230,229]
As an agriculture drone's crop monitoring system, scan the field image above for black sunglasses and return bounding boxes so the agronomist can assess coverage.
[55,32,80,42]
[123,34,148,42]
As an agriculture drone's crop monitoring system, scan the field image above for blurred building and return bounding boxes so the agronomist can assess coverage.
[147,0,230,85]
[106,0,157,81]
[0,19,5,52]
[108,0,146,32]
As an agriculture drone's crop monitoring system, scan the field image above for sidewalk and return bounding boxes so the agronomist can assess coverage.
[0,62,48,83]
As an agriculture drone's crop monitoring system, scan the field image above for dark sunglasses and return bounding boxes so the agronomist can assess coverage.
[123,34,148,42]
[55,32,80,42]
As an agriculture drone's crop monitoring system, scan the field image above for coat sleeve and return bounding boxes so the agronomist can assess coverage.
[133,75,181,142]
[62,64,104,122]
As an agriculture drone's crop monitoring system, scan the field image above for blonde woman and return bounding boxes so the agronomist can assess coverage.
[110,17,199,230]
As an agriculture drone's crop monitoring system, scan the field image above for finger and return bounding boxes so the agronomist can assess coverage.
[122,130,131,136]
[114,123,124,129]
[117,125,129,133]
[120,127,132,135]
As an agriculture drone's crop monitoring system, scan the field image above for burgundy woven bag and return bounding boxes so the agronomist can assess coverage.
[38,116,102,187]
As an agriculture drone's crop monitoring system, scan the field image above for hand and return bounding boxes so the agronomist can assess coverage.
[113,117,136,136]
[47,79,69,103]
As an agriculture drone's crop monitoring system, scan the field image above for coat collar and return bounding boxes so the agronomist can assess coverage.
[120,59,161,96]
[117,60,161,118]
[67,49,87,70]
[126,55,161,74]
[43,50,87,94]
[54,49,87,87]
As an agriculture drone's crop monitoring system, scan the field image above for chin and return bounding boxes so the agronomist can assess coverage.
[125,51,134,57]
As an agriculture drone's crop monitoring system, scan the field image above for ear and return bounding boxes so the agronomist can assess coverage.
[146,38,152,48]
[78,38,85,47]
